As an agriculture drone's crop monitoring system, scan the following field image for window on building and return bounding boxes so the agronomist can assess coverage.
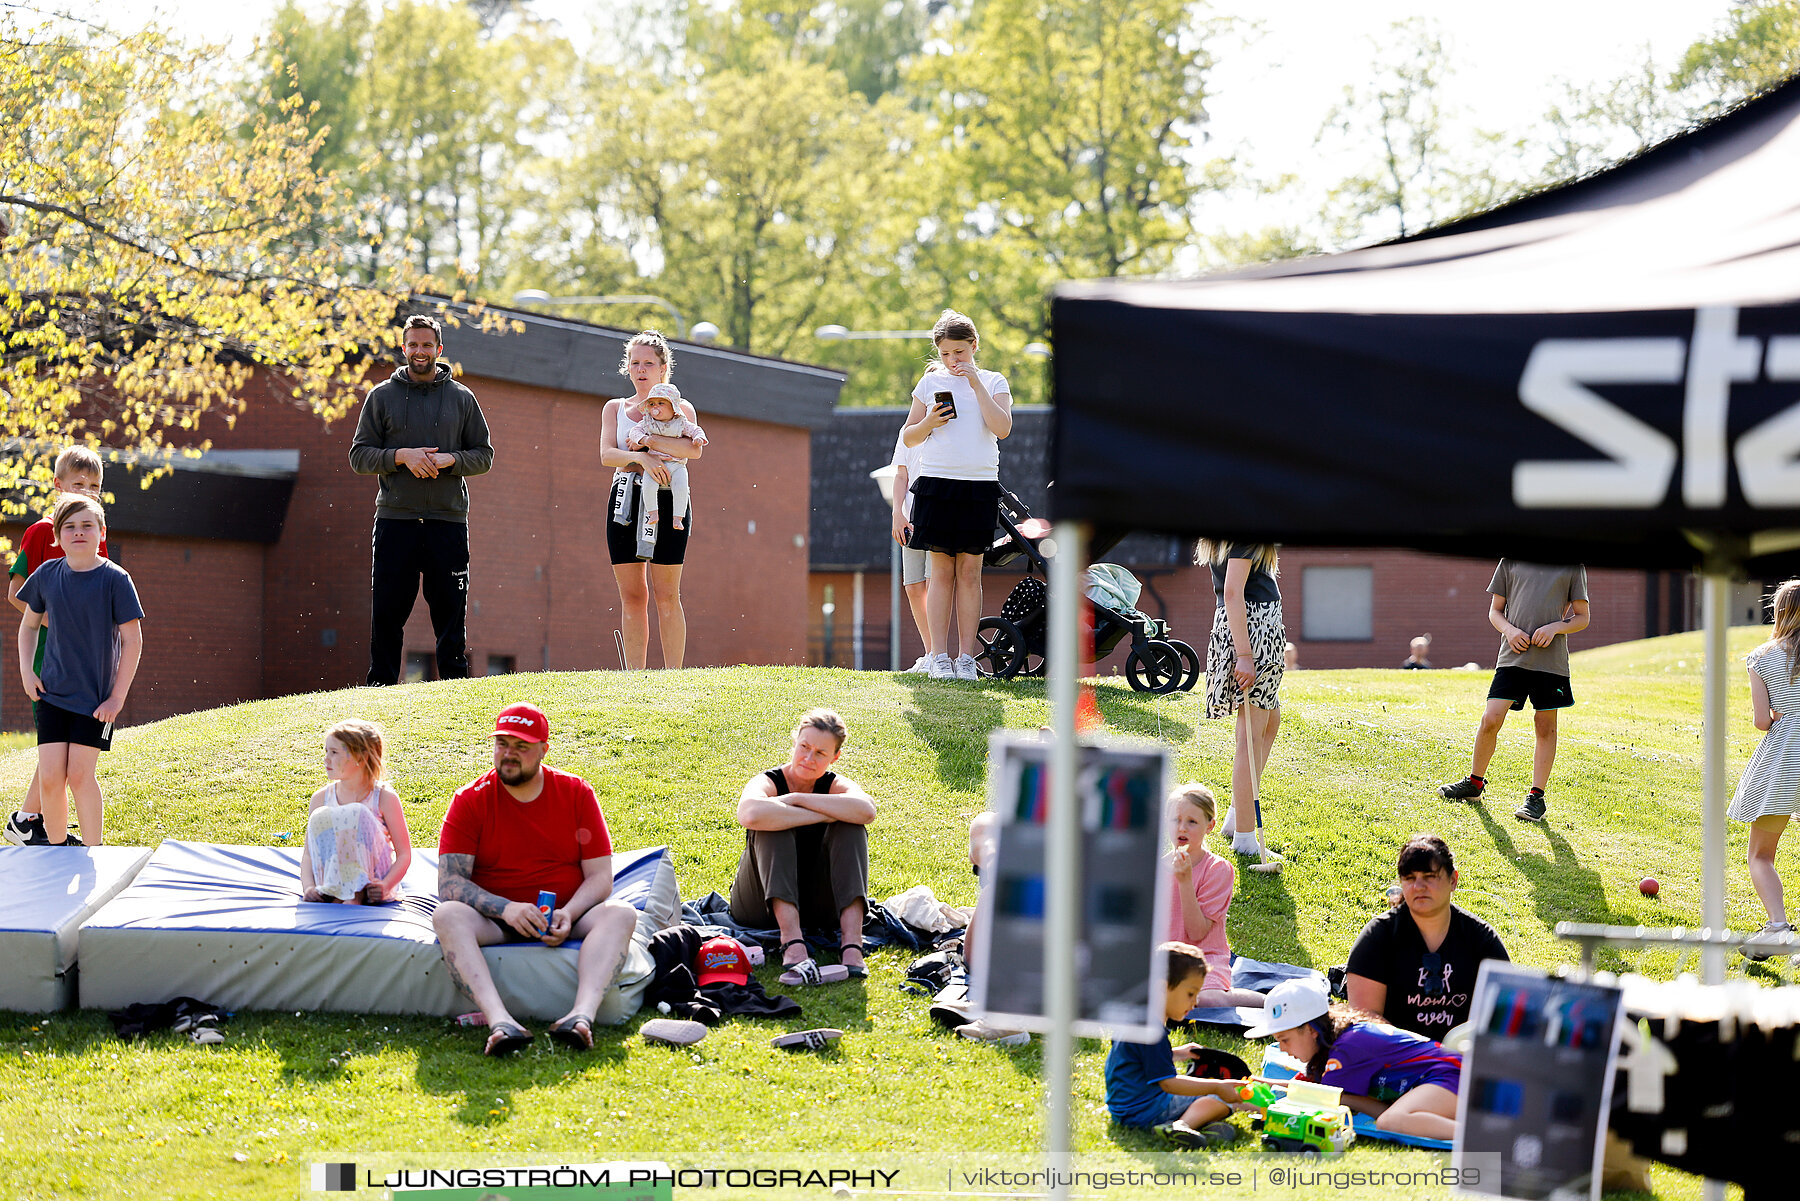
[1301,566,1374,641]
[404,651,435,683]
[486,654,516,676]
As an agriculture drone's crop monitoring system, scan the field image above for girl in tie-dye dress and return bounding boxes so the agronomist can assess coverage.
[298,719,413,904]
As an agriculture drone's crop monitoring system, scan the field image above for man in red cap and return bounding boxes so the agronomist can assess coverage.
[433,702,639,1054]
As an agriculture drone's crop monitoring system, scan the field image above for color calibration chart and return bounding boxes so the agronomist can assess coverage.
[1454,962,1623,1201]
[972,732,1171,1042]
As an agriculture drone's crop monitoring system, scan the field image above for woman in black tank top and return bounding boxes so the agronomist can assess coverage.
[729,710,877,983]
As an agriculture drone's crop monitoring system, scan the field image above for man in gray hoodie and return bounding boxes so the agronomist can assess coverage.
[349,314,494,685]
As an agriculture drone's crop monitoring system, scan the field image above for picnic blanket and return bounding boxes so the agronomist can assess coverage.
[1179,956,1327,1030]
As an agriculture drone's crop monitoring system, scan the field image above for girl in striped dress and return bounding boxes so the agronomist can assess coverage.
[1729,578,1800,956]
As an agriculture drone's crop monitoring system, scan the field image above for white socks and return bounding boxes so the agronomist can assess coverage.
[1231,831,1262,857]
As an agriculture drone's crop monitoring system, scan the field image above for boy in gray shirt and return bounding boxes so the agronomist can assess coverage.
[1438,561,1589,821]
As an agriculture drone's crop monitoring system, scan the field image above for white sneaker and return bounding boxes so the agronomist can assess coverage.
[1742,921,1794,962]
[903,655,932,674]
[954,653,980,681]
[955,1020,1030,1046]
[928,653,955,679]
[1220,806,1237,840]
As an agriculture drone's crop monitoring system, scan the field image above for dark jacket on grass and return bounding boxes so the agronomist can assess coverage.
[644,926,802,1021]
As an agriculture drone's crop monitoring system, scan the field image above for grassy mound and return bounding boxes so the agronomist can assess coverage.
[0,631,1771,1199]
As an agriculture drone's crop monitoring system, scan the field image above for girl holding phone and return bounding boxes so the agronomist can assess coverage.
[900,310,1013,680]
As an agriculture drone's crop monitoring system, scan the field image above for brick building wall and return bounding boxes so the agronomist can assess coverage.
[200,370,815,687]
[1,365,817,730]
[0,530,267,732]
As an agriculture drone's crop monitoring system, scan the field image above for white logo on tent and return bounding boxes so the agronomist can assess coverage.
[1514,306,1800,508]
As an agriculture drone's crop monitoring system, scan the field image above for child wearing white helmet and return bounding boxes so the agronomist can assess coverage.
[1245,977,1463,1141]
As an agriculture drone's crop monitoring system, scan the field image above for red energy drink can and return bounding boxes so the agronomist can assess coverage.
[537,889,556,938]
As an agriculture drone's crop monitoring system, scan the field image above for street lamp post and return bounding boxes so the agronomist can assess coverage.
[513,290,716,342]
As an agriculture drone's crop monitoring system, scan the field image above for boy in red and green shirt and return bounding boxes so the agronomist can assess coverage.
[5,446,109,845]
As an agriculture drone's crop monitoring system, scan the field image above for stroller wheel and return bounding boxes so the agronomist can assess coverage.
[1126,640,1184,694]
[1166,639,1201,692]
[975,617,1026,680]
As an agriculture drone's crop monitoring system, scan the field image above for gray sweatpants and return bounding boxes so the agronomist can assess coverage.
[729,821,869,929]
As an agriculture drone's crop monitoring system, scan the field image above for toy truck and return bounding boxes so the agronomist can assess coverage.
[1240,1079,1356,1154]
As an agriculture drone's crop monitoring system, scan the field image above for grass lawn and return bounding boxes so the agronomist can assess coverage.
[0,631,1781,1199]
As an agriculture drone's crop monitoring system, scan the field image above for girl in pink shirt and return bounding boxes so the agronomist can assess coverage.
[1167,784,1265,1008]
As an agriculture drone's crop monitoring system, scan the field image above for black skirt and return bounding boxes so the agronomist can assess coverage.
[605,474,691,566]
[907,476,1001,557]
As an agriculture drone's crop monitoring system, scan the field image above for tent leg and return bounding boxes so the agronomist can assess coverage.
[1044,520,1087,1196]
[1701,574,1729,986]
[1701,575,1730,1201]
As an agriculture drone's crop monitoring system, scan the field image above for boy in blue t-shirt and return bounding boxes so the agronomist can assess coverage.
[1104,942,1244,1148]
[16,495,144,847]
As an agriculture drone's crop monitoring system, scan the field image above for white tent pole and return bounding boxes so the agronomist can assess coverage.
[1701,574,1730,987]
[1044,519,1086,1195]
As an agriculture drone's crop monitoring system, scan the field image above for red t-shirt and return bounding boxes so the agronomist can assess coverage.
[437,765,613,907]
[10,518,110,578]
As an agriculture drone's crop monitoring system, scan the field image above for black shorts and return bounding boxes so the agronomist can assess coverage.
[37,699,114,751]
[493,919,547,944]
[907,477,1001,557]
[605,474,691,566]
[1488,666,1574,711]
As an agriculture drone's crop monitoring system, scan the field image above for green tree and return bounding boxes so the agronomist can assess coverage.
[897,0,1221,400]
[1316,19,1523,244]
[1539,51,1691,182]
[0,16,473,545]
[566,45,913,357]
[254,0,574,287]
[1675,0,1800,107]
[682,0,938,101]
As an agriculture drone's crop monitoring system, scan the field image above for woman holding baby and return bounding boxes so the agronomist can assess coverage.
[600,329,705,669]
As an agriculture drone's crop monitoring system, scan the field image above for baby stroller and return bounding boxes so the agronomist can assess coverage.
[973,489,1200,693]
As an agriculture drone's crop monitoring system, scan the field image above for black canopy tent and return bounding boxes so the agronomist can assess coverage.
[1050,73,1800,572]
[1029,74,1800,1174]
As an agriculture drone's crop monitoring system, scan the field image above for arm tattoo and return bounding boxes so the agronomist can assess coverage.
[437,853,509,919]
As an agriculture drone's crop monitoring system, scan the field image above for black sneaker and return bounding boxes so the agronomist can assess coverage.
[52,835,86,847]
[1154,1120,1208,1149]
[1515,789,1547,822]
[4,810,44,846]
[1439,776,1485,802]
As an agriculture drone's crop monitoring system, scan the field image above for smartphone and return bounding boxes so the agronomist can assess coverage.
[933,389,957,420]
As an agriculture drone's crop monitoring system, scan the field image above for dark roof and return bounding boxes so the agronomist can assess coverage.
[443,305,846,430]
[809,407,1182,571]
[101,450,298,543]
